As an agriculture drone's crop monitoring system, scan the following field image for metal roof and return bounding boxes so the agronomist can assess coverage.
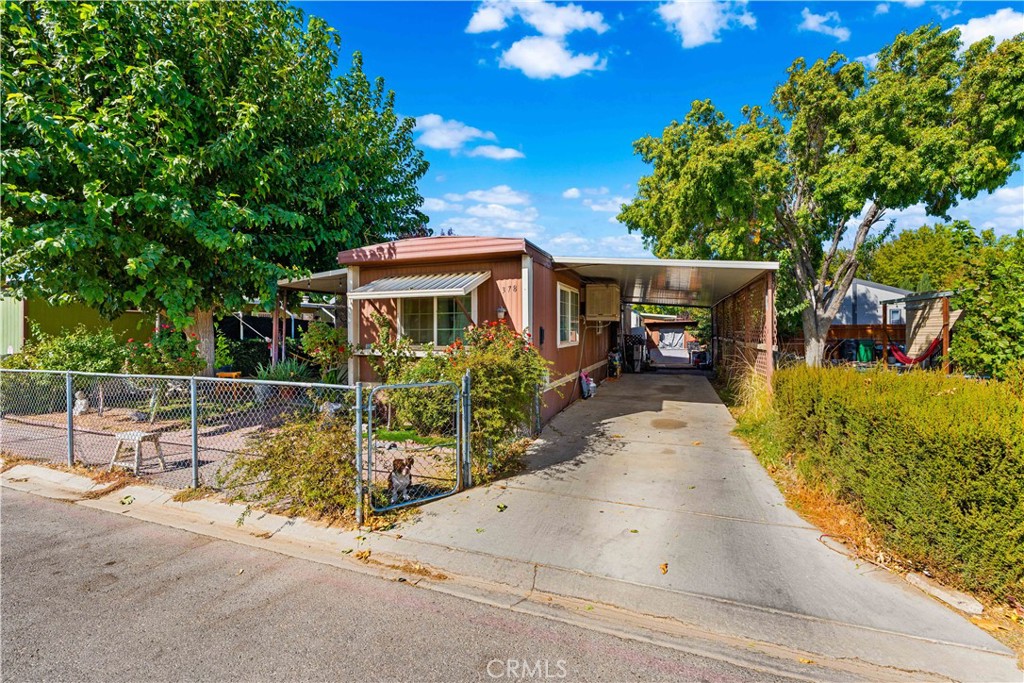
[278,268,348,294]
[553,256,779,307]
[347,272,490,300]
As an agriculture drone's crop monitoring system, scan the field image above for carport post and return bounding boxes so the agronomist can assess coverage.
[190,377,199,488]
[354,383,364,526]
[65,371,74,467]
[764,271,776,386]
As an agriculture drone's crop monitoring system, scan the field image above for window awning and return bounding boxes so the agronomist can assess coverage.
[347,272,490,300]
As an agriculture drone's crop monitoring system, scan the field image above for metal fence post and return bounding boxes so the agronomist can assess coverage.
[354,383,364,527]
[65,371,74,467]
[190,377,199,488]
[462,370,472,489]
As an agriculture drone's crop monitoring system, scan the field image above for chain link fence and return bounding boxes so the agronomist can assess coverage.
[1,369,472,520]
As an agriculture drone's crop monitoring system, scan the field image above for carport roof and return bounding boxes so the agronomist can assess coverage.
[552,256,778,307]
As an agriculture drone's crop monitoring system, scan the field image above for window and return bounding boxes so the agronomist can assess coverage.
[400,294,473,346]
[558,283,579,347]
[889,308,902,325]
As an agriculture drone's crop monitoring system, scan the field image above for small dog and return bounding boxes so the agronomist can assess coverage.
[388,457,414,505]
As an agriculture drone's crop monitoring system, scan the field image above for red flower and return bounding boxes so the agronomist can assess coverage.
[127,338,134,343]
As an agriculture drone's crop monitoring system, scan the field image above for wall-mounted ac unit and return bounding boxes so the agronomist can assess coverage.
[585,283,620,321]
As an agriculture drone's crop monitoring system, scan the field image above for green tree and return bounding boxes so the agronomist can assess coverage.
[951,231,1024,379]
[862,221,979,291]
[619,26,1023,365]
[1,1,427,373]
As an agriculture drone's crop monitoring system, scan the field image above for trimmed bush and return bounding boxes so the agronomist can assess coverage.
[216,414,357,522]
[768,366,1024,599]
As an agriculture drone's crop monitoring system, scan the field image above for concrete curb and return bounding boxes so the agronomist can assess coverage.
[4,471,1020,682]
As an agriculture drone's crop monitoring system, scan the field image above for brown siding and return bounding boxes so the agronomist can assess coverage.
[354,257,524,381]
[533,261,613,422]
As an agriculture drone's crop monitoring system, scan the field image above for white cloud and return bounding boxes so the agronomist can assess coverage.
[546,232,649,257]
[874,3,890,15]
[415,114,525,159]
[798,8,850,42]
[562,187,581,199]
[657,0,757,49]
[467,1,607,37]
[899,0,926,7]
[440,215,544,239]
[443,185,530,206]
[465,144,525,160]
[934,3,960,20]
[856,53,879,69]
[415,114,496,151]
[465,203,540,222]
[500,36,606,79]
[583,196,631,213]
[469,1,610,79]
[466,2,514,33]
[952,8,1024,47]
[422,197,463,213]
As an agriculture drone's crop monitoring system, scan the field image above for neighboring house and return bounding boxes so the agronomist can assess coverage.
[832,278,911,327]
[274,236,779,425]
[0,296,153,355]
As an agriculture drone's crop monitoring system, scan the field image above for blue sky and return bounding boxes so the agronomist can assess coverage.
[298,1,1024,257]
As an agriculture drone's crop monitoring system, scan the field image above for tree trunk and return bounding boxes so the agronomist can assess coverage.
[187,308,216,376]
[802,306,830,367]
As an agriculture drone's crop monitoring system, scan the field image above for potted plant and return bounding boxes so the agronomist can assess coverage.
[255,359,313,402]
[214,333,235,374]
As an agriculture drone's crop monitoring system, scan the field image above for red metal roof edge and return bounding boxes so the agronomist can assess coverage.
[337,236,553,268]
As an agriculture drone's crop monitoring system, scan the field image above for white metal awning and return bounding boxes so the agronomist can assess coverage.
[553,256,778,307]
[347,272,490,300]
[278,268,348,294]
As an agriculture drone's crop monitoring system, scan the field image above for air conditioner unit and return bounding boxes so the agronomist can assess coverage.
[585,283,620,321]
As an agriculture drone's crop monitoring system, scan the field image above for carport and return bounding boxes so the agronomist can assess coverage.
[552,256,778,384]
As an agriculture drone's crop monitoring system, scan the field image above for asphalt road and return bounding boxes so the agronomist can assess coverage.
[1,490,792,683]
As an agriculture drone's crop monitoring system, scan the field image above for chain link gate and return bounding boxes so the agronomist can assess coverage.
[363,371,470,514]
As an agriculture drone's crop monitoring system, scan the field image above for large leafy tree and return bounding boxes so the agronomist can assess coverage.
[862,220,979,291]
[950,231,1024,380]
[619,26,1023,365]
[1,1,427,371]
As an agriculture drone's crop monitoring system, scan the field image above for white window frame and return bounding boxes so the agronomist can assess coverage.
[398,290,478,346]
[557,282,580,348]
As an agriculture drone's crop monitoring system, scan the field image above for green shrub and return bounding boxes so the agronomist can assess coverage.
[392,353,455,435]
[255,358,312,382]
[124,326,204,376]
[214,333,235,369]
[216,414,357,521]
[767,366,1024,599]
[25,324,126,373]
[300,321,351,384]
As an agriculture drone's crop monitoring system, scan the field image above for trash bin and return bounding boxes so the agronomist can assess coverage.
[856,339,874,362]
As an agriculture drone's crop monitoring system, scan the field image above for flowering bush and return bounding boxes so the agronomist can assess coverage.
[394,320,549,470]
[300,321,351,383]
[124,325,204,376]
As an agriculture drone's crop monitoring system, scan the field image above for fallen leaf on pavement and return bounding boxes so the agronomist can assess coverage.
[629,529,639,534]
[476,528,485,533]
[237,569,244,575]
[354,549,371,561]
[659,563,669,574]
[691,441,702,446]
[120,495,134,505]
[496,503,508,512]
[798,658,815,665]
[341,548,353,555]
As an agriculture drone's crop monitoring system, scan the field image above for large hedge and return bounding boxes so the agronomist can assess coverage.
[766,366,1024,599]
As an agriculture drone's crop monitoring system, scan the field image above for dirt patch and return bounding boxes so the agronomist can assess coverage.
[650,418,687,430]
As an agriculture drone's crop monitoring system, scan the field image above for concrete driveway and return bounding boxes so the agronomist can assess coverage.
[376,371,1019,681]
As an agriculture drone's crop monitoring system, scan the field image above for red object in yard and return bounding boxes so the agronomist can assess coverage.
[889,336,942,365]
